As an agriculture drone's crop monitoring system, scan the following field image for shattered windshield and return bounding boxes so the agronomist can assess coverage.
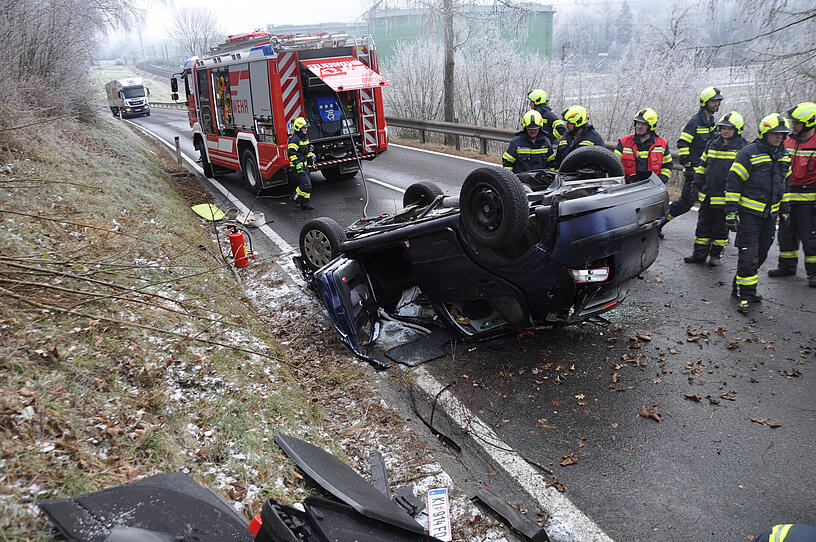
[122,87,145,98]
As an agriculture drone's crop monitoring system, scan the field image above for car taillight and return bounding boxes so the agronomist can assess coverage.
[569,267,609,283]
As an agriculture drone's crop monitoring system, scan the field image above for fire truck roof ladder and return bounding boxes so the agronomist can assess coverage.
[270,33,351,51]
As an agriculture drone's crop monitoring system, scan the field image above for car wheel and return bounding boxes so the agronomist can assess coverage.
[459,167,529,250]
[403,181,443,208]
[241,148,261,192]
[197,140,214,178]
[299,217,347,271]
[559,145,624,177]
[322,165,358,181]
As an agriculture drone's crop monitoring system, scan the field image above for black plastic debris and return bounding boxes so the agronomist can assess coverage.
[472,491,550,542]
[38,472,252,542]
[274,434,423,534]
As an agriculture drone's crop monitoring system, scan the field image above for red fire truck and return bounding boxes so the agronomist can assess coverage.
[170,32,389,191]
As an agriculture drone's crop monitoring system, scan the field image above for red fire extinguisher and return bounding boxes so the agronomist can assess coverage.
[226,223,253,268]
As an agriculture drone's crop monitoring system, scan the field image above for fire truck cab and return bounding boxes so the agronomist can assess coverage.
[171,31,389,192]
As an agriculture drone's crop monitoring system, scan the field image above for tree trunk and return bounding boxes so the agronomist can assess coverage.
[443,0,455,146]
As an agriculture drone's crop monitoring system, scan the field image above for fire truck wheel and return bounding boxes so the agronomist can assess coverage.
[321,166,358,182]
[403,181,443,208]
[241,148,261,192]
[299,217,347,271]
[459,167,529,251]
[197,141,214,178]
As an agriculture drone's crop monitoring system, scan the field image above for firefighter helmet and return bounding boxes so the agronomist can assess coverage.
[293,116,309,131]
[699,87,724,107]
[563,105,588,128]
[788,101,816,129]
[717,111,745,135]
[633,108,658,131]
[528,89,548,106]
[522,110,544,129]
[757,113,791,139]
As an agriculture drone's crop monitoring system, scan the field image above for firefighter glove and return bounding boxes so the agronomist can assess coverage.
[309,156,317,169]
[682,160,693,168]
[780,212,790,226]
[295,162,304,171]
[726,212,739,232]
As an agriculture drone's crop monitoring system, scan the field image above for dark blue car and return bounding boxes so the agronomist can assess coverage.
[296,146,668,366]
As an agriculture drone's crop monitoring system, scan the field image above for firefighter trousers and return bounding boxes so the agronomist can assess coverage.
[667,167,697,221]
[692,203,729,259]
[734,213,777,296]
[291,169,312,201]
[775,204,816,277]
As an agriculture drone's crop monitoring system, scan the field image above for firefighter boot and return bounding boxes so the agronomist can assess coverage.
[708,247,723,267]
[809,275,816,288]
[300,199,314,211]
[768,268,795,277]
[731,278,762,302]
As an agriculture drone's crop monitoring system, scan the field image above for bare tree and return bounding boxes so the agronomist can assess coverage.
[168,7,221,58]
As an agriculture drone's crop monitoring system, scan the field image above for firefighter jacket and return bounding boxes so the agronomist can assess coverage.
[782,132,816,206]
[615,133,672,183]
[677,108,717,167]
[725,139,791,217]
[554,125,605,168]
[692,134,748,206]
[502,130,555,173]
[288,132,315,171]
[534,104,566,144]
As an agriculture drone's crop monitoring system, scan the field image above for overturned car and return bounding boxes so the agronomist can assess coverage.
[296,146,668,367]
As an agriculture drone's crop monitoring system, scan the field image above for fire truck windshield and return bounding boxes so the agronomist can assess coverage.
[122,87,145,98]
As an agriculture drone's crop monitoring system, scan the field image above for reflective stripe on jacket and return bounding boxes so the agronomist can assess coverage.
[725,139,791,216]
[677,108,717,166]
[288,132,315,169]
[615,133,671,182]
[503,130,555,172]
[693,135,748,206]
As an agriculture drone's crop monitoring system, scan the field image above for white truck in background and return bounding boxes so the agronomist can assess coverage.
[105,77,151,118]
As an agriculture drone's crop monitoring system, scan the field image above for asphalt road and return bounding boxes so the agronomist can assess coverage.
[134,109,815,542]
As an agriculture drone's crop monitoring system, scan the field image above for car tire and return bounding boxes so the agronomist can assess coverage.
[322,165,358,181]
[197,141,214,178]
[300,217,347,271]
[459,167,529,250]
[559,145,624,177]
[403,181,443,208]
[241,148,261,192]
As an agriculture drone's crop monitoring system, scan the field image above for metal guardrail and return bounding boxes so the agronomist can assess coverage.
[385,115,683,169]
[149,105,682,170]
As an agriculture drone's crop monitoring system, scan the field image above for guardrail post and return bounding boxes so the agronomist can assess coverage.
[479,138,487,155]
[455,135,460,151]
[419,129,426,144]
[174,136,181,167]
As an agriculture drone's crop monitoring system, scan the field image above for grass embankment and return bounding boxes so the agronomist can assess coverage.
[0,115,329,539]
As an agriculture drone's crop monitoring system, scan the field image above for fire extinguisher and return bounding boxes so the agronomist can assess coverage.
[226,223,253,268]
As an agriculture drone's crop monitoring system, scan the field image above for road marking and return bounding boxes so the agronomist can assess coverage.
[390,143,498,166]
[366,176,405,194]
[414,368,614,542]
[132,117,613,542]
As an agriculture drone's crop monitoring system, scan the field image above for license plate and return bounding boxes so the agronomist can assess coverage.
[427,488,452,541]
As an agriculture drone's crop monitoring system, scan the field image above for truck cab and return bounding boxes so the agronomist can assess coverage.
[105,78,151,118]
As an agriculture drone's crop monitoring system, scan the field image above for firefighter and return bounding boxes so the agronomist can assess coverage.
[659,87,724,237]
[753,524,816,542]
[289,116,317,211]
[553,105,605,168]
[767,101,816,286]
[614,107,673,183]
[725,113,792,313]
[528,89,566,144]
[502,110,555,173]
[684,111,748,266]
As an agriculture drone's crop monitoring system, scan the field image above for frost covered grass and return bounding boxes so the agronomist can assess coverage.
[0,114,325,539]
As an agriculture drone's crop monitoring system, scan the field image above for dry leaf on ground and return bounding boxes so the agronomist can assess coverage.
[639,406,661,422]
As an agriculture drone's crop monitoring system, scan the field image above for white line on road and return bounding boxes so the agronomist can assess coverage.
[390,143,498,167]
[366,176,405,193]
[413,368,614,542]
[130,118,613,542]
